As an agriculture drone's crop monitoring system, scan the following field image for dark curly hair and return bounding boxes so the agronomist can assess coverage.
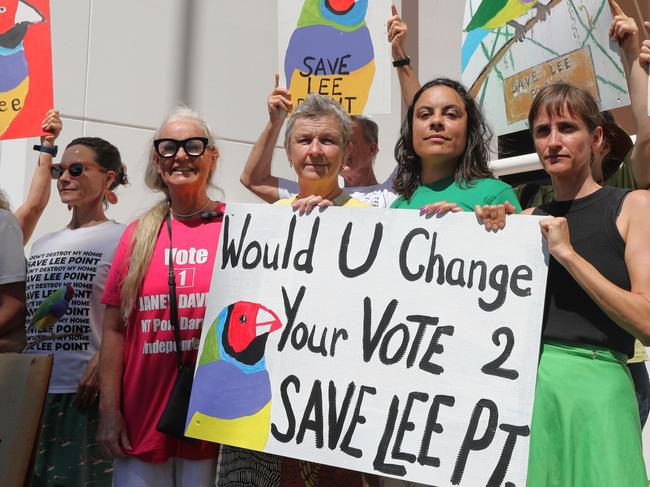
[66,137,128,189]
[393,78,494,201]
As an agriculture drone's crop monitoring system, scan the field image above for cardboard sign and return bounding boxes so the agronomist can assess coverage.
[0,353,52,486]
[503,47,599,123]
[278,0,391,115]
[0,0,53,140]
[186,204,549,485]
[461,0,629,135]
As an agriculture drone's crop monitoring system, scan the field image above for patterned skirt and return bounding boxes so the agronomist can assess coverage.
[31,393,113,487]
[216,445,362,487]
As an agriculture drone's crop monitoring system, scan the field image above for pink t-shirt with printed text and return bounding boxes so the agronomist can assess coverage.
[102,206,225,463]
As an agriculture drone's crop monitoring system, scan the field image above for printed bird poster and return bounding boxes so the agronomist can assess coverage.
[461,0,630,135]
[278,0,392,115]
[0,0,52,141]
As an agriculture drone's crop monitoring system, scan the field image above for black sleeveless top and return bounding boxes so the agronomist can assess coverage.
[533,186,634,357]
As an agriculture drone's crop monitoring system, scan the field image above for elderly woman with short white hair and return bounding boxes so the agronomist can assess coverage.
[217,93,367,487]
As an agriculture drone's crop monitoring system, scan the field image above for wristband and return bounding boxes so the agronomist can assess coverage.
[392,56,411,67]
[33,144,58,157]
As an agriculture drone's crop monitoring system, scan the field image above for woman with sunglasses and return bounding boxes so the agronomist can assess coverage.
[25,137,128,487]
[98,106,222,486]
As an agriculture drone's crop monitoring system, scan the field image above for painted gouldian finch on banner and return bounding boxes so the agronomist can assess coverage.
[30,284,74,331]
[0,0,44,136]
[284,0,375,114]
[186,301,282,449]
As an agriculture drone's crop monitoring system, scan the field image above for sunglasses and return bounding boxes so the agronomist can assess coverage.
[51,162,108,179]
[153,137,209,158]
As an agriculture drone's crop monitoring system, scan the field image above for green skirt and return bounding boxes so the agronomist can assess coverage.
[527,342,648,487]
[31,393,113,487]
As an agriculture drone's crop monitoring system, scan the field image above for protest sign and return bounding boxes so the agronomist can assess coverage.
[0,0,53,140]
[186,204,548,486]
[278,0,391,115]
[461,0,629,135]
[0,353,52,486]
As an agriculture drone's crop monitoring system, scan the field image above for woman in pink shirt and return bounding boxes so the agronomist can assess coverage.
[98,106,223,487]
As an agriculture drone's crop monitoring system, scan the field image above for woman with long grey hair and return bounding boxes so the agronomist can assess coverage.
[98,106,222,486]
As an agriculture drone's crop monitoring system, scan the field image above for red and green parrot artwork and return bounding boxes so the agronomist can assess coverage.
[284,0,375,114]
[185,301,283,450]
[29,284,74,331]
[0,0,44,137]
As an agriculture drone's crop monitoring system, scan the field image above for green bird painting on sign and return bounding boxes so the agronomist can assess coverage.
[466,0,551,41]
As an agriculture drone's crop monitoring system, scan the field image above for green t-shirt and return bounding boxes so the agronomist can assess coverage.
[390,176,522,212]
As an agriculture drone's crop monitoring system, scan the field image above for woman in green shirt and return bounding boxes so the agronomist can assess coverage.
[391,78,521,228]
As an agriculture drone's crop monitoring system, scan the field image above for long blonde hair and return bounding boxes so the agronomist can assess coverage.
[120,105,218,317]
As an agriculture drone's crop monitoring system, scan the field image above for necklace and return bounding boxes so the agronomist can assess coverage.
[169,199,211,219]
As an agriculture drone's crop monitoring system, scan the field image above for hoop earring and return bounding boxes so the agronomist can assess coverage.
[289,161,293,168]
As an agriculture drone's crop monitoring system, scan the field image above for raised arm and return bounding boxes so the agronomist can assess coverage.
[609,0,650,189]
[240,79,297,203]
[631,23,650,188]
[97,305,131,458]
[539,190,650,344]
[14,109,62,244]
[387,4,420,106]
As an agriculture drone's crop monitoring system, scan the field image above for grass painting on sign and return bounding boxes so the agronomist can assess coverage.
[279,0,391,115]
[0,0,52,140]
[461,0,629,135]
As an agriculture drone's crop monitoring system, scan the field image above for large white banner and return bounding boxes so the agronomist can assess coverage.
[186,204,549,486]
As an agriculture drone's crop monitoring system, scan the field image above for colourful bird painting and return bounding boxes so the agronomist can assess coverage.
[0,0,44,137]
[465,0,551,42]
[29,284,74,330]
[284,0,375,114]
[185,301,283,450]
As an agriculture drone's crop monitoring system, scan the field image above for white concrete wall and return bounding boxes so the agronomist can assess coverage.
[0,0,403,249]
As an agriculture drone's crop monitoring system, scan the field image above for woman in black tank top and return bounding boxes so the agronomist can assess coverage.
[522,83,650,486]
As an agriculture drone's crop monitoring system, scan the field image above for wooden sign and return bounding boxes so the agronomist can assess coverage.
[0,353,52,486]
[503,46,599,124]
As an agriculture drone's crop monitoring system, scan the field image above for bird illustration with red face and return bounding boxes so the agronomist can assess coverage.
[0,0,44,136]
[185,301,283,449]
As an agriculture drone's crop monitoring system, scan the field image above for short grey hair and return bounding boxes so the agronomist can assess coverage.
[284,94,352,147]
[351,115,378,145]
[0,189,10,210]
[145,104,219,195]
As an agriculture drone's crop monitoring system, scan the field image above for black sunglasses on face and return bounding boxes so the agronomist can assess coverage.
[51,162,108,179]
[153,137,209,158]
